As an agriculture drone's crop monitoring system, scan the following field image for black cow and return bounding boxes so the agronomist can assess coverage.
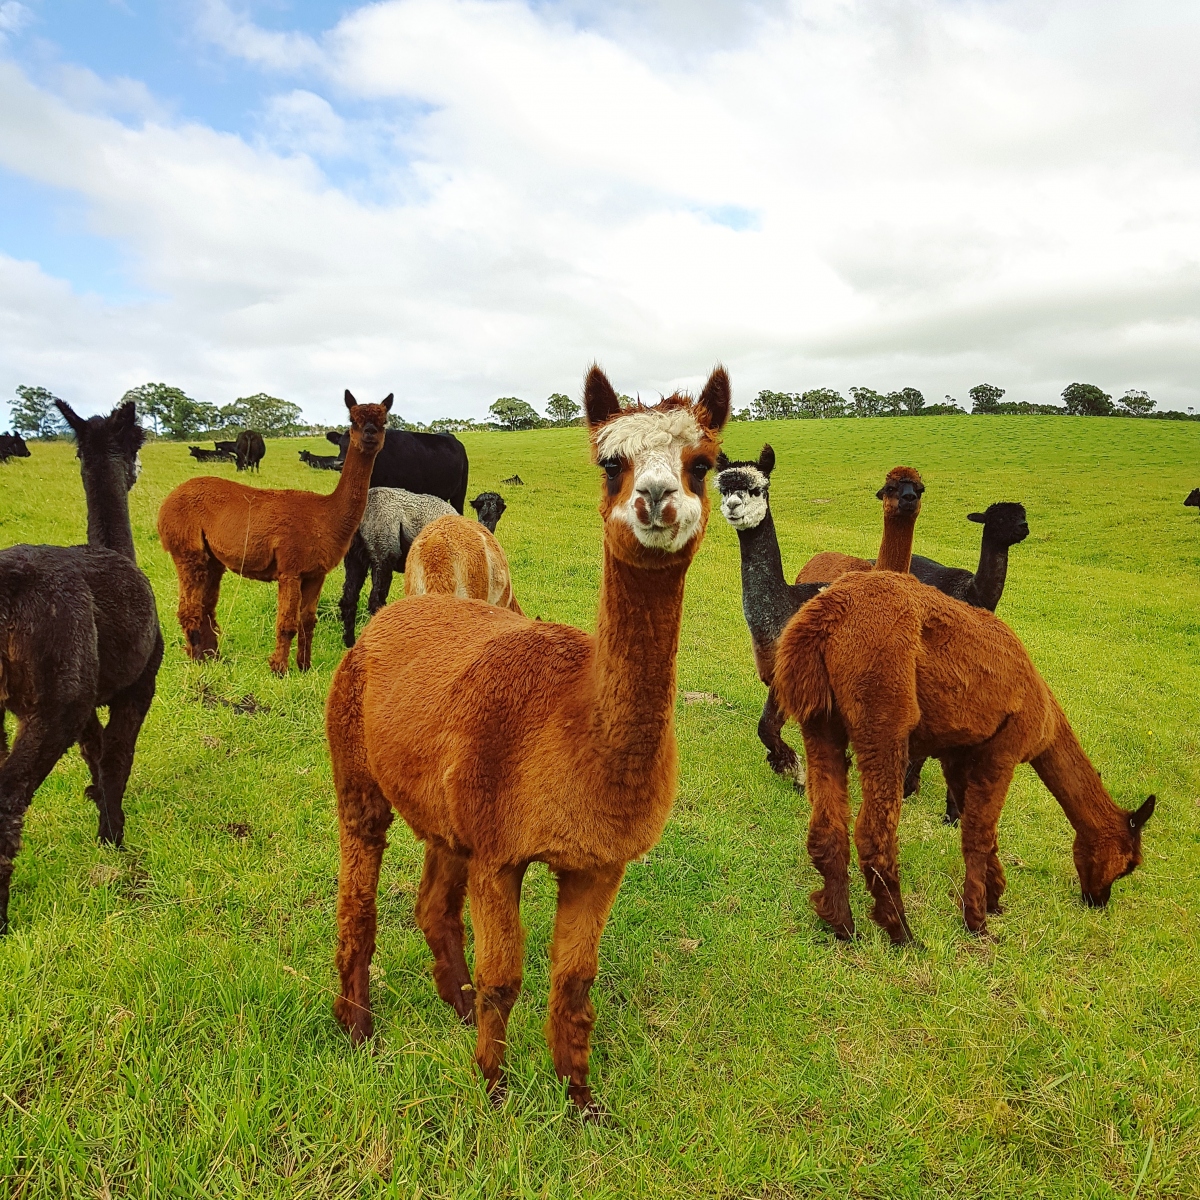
[188,446,236,463]
[299,449,343,470]
[0,432,31,462]
[236,430,265,472]
[214,440,239,456]
[325,426,468,512]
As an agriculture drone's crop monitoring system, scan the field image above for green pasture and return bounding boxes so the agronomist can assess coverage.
[2,415,1198,1198]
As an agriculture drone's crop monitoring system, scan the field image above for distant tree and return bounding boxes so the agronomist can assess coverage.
[969,383,1006,414]
[120,382,184,435]
[921,400,968,415]
[1061,382,1113,416]
[751,390,802,420]
[119,382,218,439]
[849,387,886,418]
[890,387,926,415]
[545,393,581,426]
[618,394,636,410]
[800,388,846,418]
[731,408,753,421]
[11,385,66,438]
[489,397,541,431]
[1115,388,1155,417]
[219,393,305,435]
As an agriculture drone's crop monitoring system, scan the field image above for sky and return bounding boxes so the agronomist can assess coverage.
[1,0,1199,426]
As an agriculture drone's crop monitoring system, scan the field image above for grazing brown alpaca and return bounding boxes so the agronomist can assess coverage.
[327,365,730,1113]
[772,570,1155,943]
[796,466,924,583]
[157,392,389,674]
[403,514,523,614]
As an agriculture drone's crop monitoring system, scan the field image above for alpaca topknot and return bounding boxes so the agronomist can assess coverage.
[593,405,705,463]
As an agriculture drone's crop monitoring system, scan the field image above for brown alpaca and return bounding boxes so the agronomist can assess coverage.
[403,514,523,614]
[327,366,730,1114]
[796,466,924,583]
[157,392,389,674]
[772,570,1155,943]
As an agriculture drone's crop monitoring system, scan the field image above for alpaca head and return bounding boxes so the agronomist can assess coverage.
[585,365,729,565]
[470,491,507,532]
[1076,794,1155,907]
[1185,488,1200,508]
[56,399,147,491]
[876,466,924,521]
[343,390,392,455]
[715,444,774,531]
[968,502,1029,547]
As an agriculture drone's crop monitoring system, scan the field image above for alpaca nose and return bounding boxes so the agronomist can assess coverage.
[634,476,679,525]
[637,480,678,505]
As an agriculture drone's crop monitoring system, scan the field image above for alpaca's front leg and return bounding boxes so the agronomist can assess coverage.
[853,737,913,945]
[173,553,223,660]
[546,862,625,1116]
[759,691,804,789]
[295,575,324,671]
[468,862,528,1099]
[270,575,302,675]
[800,715,855,940]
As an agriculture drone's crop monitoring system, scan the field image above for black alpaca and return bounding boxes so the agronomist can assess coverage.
[715,446,823,785]
[0,400,163,933]
[903,502,1030,821]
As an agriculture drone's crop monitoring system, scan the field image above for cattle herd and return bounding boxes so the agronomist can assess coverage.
[0,375,1190,1117]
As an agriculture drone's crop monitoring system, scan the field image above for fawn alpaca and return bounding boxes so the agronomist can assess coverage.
[0,401,162,933]
[327,366,730,1113]
[403,514,523,614]
[157,392,388,674]
[773,570,1155,943]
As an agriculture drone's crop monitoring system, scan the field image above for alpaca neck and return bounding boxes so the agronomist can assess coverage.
[589,550,688,779]
[324,437,377,545]
[965,533,1010,612]
[736,508,804,648]
[81,458,136,562]
[875,512,917,572]
[1031,708,1126,837]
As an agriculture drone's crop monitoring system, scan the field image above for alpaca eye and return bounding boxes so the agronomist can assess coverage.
[692,462,710,479]
[600,458,622,479]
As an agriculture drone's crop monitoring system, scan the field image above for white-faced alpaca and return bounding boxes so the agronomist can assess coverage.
[404,513,523,614]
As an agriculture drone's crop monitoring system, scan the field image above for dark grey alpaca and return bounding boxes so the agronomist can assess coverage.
[0,400,163,933]
[716,446,824,787]
[903,502,1031,822]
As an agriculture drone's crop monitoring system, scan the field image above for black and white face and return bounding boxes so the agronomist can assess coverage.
[716,465,770,531]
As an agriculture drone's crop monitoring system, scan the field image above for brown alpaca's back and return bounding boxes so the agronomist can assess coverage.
[404,514,523,614]
[795,550,871,584]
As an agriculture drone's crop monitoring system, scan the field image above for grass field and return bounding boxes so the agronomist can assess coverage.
[2,414,1199,1199]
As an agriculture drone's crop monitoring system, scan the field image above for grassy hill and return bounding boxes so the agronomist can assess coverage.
[2,415,1198,1198]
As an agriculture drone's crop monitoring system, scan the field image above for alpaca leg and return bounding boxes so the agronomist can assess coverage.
[0,705,92,933]
[759,690,804,788]
[173,553,221,660]
[295,575,323,672]
[546,862,625,1114]
[468,862,528,1097]
[414,841,474,1022]
[199,558,225,657]
[77,712,111,841]
[339,537,370,648]
[367,565,394,614]
[903,754,926,798]
[853,737,913,945]
[800,714,855,940]
[957,762,1015,934]
[269,576,302,675]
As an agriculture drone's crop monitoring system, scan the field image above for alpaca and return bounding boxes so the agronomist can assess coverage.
[772,570,1155,943]
[0,432,31,462]
[905,502,1031,816]
[403,513,523,615]
[189,446,235,464]
[339,488,457,646]
[469,491,507,533]
[1186,489,1200,509]
[715,445,823,783]
[299,450,343,471]
[236,430,265,472]
[0,400,163,933]
[157,392,389,674]
[327,365,730,1113]
[796,466,924,583]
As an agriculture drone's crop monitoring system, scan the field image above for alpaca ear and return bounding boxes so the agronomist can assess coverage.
[344,390,357,411]
[584,366,621,430]
[381,394,394,412]
[1129,794,1156,832]
[470,496,482,511]
[759,444,776,476]
[696,366,731,432]
[716,451,731,471]
[326,430,343,445]
[876,486,886,501]
[55,399,86,435]
[967,512,986,523]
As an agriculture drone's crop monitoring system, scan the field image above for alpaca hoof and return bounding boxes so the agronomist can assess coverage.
[483,1072,508,1108]
[942,810,960,826]
[334,996,373,1044]
[986,900,1005,916]
[569,1086,607,1122]
[269,660,289,677]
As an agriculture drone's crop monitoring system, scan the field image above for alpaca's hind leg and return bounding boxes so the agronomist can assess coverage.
[0,705,92,933]
[339,538,370,648]
[759,690,804,789]
[546,862,625,1115]
[853,737,914,945]
[903,754,926,798]
[800,713,855,940]
[468,862,529,1099]
[295,575,323,672]
[269,575,302,675]
[415,842,474,1022]
[955,759,1015,934]
[77,713,110,839]
[367,565,394,614]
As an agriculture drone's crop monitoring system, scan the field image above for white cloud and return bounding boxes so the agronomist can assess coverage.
[2,0,1200,425]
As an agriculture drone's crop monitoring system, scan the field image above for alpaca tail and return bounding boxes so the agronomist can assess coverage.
[772,595,838,725]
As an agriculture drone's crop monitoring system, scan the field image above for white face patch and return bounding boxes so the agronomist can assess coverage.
[595,408,708,552]
[716,467,769,531]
